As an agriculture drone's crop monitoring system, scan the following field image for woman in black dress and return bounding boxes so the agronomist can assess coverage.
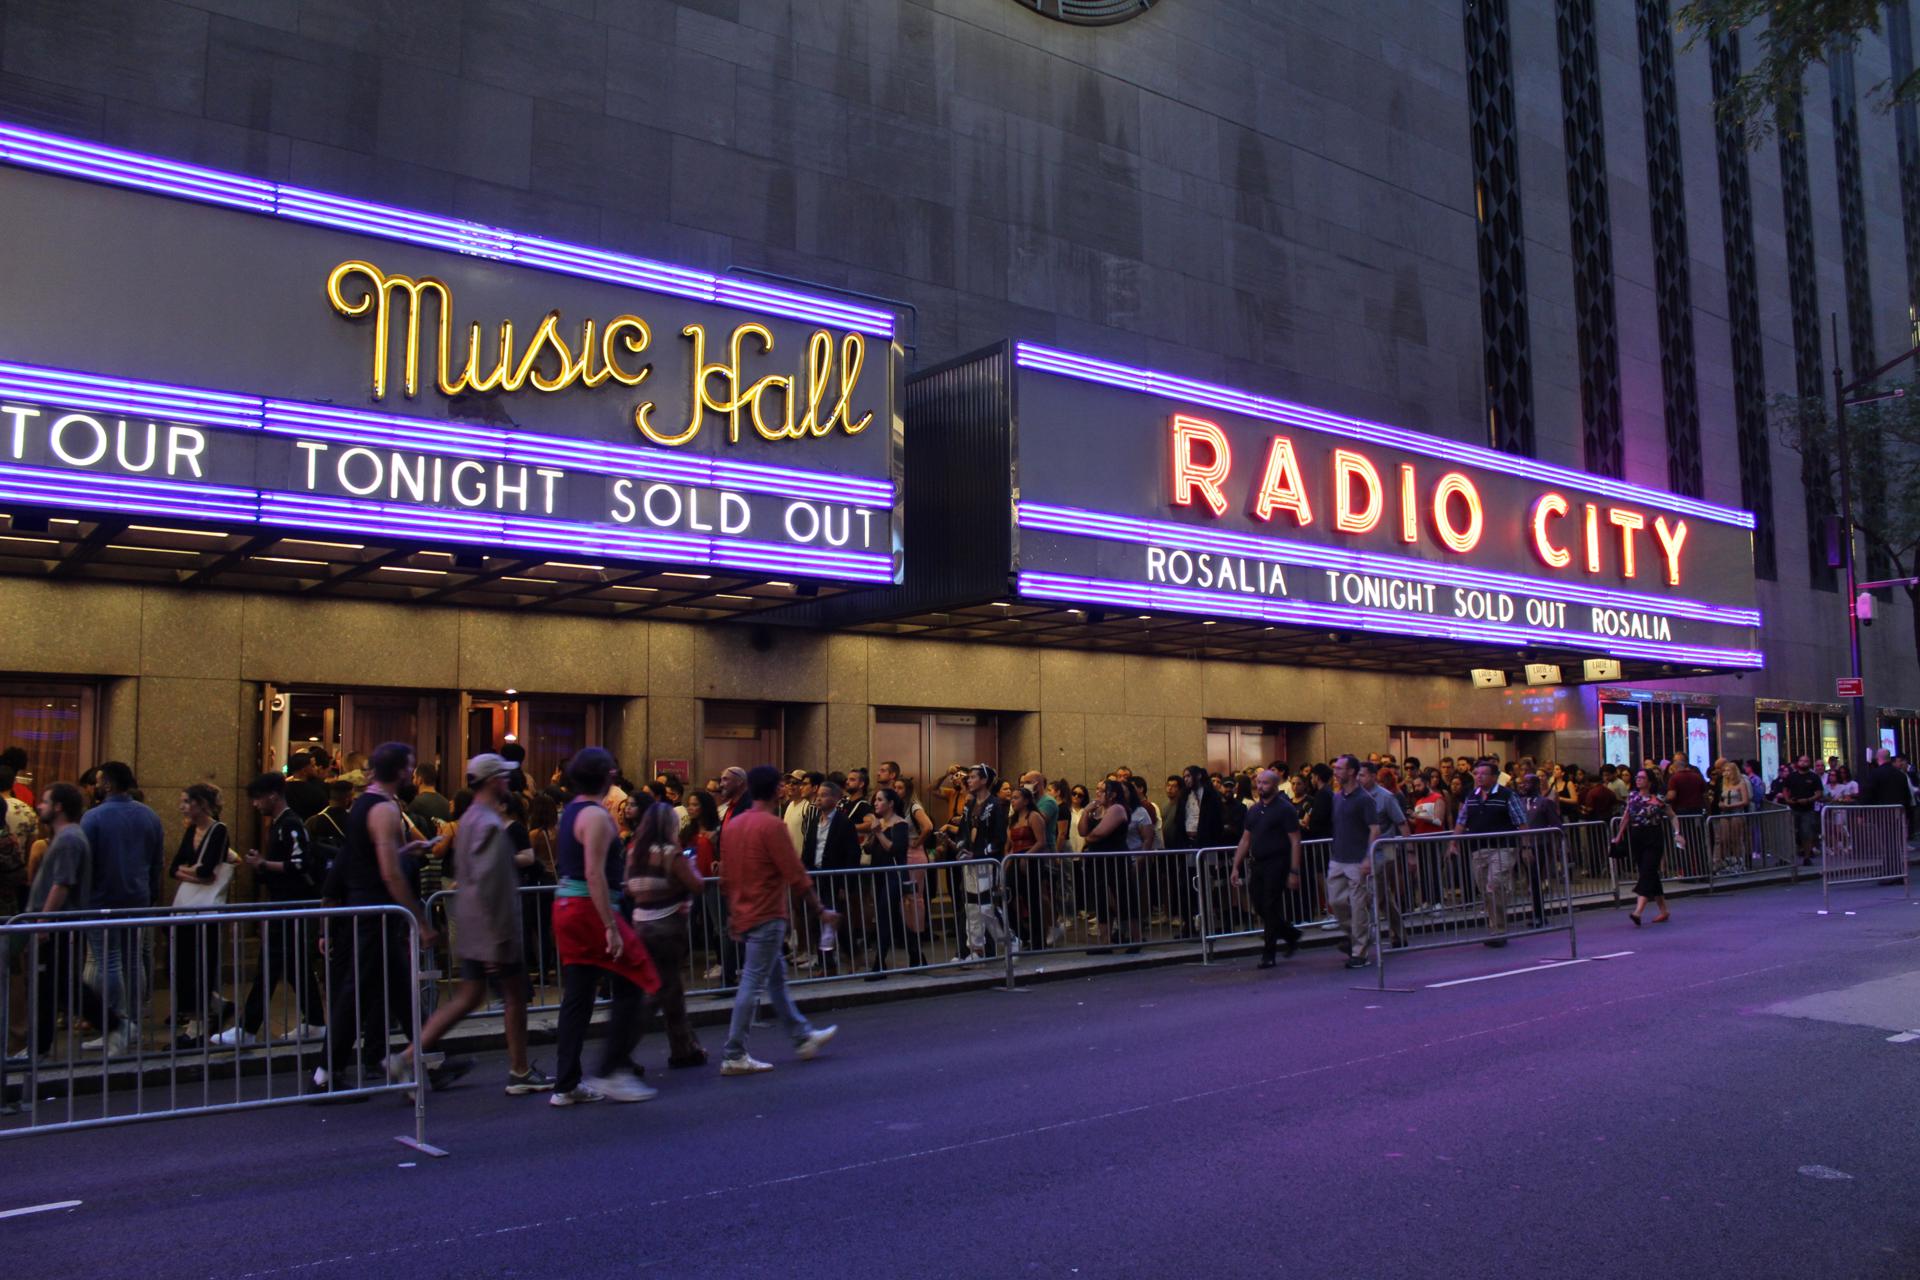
[1618,768,1676,926]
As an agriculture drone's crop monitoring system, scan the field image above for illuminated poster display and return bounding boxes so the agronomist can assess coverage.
[1010,346,1763,668]
[1685,715,1713,775]
[1603,711,1634,767]
[0,125,900,584]
[1758,721,1781,785]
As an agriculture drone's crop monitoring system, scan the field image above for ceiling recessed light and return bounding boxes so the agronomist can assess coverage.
[380,565,447,576]
[249,555,328,566]
[543,561,604,572]
[661,572,711,580]
[129,525,224,538]
[283,539,365,550]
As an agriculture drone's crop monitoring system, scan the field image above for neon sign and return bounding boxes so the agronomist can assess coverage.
[0,359,896,584]
[1006,345,1763,668]
[326,259,874,448]
[1160,420,1678,583]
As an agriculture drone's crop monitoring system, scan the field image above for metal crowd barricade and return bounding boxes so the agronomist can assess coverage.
[997,848,1205,982]
[0,904,439,1154]
[422,883,564,1015]
[1561,820,1615,899]
[1821,804,1911,909]
[1194,838,1335,960]
[1704,805,1797,883]
[1367,828,1577,991]
[778,858,995,988]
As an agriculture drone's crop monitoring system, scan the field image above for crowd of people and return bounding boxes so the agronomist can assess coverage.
[4,739,1916,1109]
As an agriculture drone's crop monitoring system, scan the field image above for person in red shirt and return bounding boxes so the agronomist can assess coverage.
[718,765,839,1076]
[2,747,32,806]
[1666,761,1708,814]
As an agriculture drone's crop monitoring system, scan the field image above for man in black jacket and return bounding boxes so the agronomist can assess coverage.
[1164,765,1223,937]
[800,776,861,971]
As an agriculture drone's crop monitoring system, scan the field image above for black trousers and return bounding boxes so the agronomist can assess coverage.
[240,912,326,1035]
[1247,861,1303,955]
[326,915,413,1076]
[872,869,924,967]
[553,962,643,1093]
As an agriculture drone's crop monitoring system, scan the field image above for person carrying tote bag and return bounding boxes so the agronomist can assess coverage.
[170,783,234,1045]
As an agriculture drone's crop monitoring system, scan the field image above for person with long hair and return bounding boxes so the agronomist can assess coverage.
[864,787,924,976]
[1080,778,1133,952]
[1617,767,1676,925]
[1005,785,1051,950]
[169,782,230,1046]
[626,798,707,1071]
[1711,759,1752,874]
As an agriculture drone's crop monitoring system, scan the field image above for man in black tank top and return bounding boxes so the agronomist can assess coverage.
[321,742,459,1093]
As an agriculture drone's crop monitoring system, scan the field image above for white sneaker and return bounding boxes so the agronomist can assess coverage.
[587,1070,657,1103]
[549,1085,604,1107]
[1009,937,1024,955]
[1319,920,1342,932]
[210,1026,259,1049]
[82,1027,134,1055]
[1046,922,1067,947]
[703,964,723,980]
[720,1054,774,1076]
[795,1025,837,1060]
[291,1023,327,1044]
[311,1066,330,1089]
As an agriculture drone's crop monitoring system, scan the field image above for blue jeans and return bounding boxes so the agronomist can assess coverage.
[87,926,141,1028]
[723,918,814,1061]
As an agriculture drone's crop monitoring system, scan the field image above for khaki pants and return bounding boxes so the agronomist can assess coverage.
[1472,846,1517,936]
[1325,860,1373,960]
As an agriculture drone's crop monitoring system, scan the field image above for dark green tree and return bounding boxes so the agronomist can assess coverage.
[1676,1,1920,141]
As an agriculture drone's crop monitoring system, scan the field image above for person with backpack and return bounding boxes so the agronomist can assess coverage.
[214,772,328,1047]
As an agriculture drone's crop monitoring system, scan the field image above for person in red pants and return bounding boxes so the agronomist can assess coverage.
[549,748,661,1107]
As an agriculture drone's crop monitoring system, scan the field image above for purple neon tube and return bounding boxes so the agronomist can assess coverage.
[1015,570,1765,667]
[1014,343,1754,531]
[1017,501,1761,628]
[0,122,894,338]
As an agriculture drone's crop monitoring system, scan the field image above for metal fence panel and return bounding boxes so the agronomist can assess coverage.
[1821,804,1911,908]
[1195,839,1336,958]
[1368,828,1577,989]
[0,904,434,1152]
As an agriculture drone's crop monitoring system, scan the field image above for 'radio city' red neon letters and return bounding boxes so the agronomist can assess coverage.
[1169,414,1688,585]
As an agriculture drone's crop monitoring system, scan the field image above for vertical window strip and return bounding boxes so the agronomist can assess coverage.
[1464,0,1536,457]
[1708,32,1777,579]
[1888,2,1920,344]
[1779,94,1839,591]
[1634,0,1704,498]
[1554,0,1625,478]
[1830,46,1890,584]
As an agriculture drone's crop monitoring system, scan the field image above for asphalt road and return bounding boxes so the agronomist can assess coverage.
[7,879,1920,1280]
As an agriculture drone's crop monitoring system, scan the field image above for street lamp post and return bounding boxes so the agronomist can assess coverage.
[1829,318,1920,767]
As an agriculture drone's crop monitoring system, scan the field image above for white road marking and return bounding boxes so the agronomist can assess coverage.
[1426,950,1635,989]
[1798,1165,1853,1180]
[0,1200,81,1220]
[1885,1031,1920,1043]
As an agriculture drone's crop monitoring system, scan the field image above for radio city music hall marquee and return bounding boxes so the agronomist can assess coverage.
[1007,345,1763,669]
[0,124,900,584]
